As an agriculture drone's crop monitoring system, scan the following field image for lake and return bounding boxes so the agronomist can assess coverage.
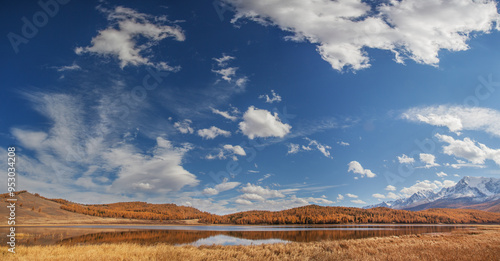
[1,225,471,246]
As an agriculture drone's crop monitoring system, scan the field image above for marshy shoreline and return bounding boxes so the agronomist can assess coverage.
[1,225,499,261]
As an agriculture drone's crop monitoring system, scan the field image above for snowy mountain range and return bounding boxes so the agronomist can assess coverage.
[365,176,500,212]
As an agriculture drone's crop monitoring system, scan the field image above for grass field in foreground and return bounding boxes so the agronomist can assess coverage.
[1,226,499,261]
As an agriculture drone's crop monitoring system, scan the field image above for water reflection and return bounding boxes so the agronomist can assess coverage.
[187,235,290,246]
[1,225,467,246]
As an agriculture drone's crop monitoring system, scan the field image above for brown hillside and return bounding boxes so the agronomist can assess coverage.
[200,205,500,225]
[0,191,192,225]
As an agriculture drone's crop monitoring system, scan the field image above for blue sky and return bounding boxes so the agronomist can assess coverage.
[2,0,500,214]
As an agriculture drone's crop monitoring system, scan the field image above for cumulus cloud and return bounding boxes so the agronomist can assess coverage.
[223,144,246,156]
[239,106,291,139]
[225,0,500,71]
[203,180,241,195]
[75,6,184,70]
[336,194,344,202]
[419,153,440,168]
[386,192,399,200]
[400,179,456,197]
[436,134,500,166]
[345,193,358,198]
[104,137,199,193]
[372,193,386,199]
[206,144,246,160]
[259,90,282,103]
[436,171,448,178]
[398,154,415,164]
[385,185,396,191]
[351,199,366,205]
[174,119,194,134]
[348,161,376,178]
[197,126,231,139]
[338,141,350,146]
[240,183,285,198]
[235,198,253,205]
[402,105,500,137]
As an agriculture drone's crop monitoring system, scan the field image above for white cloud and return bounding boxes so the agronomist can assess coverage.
[197,126,231,139]
[351,199,366,205]
[436,171,448,177]
[206,144,246,161]
[398,154,415,164]
[203,181,241,195]
[214,55,235,67]
[372,193,386,199]
[7,91,203,201]
[345,193,358,198]
[445,161,486,169]
[75,6,184,70]
[104,137,199,193]
[257,174,272,182]
[338,141,350,146]
[305,138,332,158]
[287,138,332,158]
[223,144,246,156]
[240,183,285,198]
[239,106,291,139]
[402,105,500,137]
[239,193,265,201]
[348,161,376,178]
[203,188,218,195]
[233,194,333,210]
[211,107,239,121]
[174,119,194,134]
[213,67,238,82]
[52,62,81,72]
[400,179,456,197]
[259,90,282,103]
[235,199,253,205]
[436,133,500,166]
[419,153,440,168]
[287,143,300,154]
[454,174,460,177]
[336,194,344,202]
[235,77,248,87]
[385,185,396,191]
[386,192,399,200]
[225,0,500,71]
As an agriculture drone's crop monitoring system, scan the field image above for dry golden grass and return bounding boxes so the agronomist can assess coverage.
[1,226,499,261]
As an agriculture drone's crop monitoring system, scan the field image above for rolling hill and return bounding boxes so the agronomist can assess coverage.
[2,189,500,225]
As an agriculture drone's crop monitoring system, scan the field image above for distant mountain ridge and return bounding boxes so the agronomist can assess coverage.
[365,176,500,212]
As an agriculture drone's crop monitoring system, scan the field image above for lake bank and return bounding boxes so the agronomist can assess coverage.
[1,225,499,260]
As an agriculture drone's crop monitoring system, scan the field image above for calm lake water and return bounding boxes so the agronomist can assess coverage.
[1,225,471,246]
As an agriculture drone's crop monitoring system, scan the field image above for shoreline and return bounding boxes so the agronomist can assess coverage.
[1,223,498,228]
[1,225,499,260]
